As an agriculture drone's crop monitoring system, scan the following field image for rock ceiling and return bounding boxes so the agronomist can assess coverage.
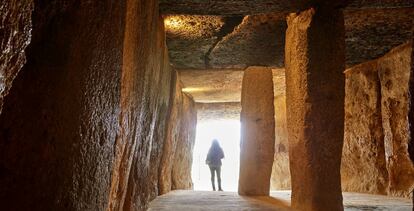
[180,68,285,103]
[162,3,413,105]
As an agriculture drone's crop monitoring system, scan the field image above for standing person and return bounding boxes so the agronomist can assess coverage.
[206,139,224,191]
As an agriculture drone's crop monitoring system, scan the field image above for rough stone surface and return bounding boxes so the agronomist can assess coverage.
[239,66,275,196]
[340,43,414,198]
[196,102,241,121]
[285,7,345,210]
[270,95,290,190]
[209,14,287,69]
[166,14,286,69]
[108,1,174,210]
[148,190,413,211]
[342,61,388,195]
[378,43,414,197]
[159,71,184,195]
[165,8,414,70]
[345,8,414,67]
[410,36,414,164]
[0,0,33,113]
[180,69,243,103]
[160,0,412,15]
[180,68,286,104]
[165,15,224,69]
[149,190,291,211]
[172,93,197,190]
[0,0,126,210]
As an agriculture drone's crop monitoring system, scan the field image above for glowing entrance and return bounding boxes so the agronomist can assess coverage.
[191,120,240,191]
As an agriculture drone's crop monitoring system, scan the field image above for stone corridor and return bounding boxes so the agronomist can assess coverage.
[1,0,413,210]
[149,191,412,211]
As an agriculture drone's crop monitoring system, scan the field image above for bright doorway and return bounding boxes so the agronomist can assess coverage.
[191,120,241,191]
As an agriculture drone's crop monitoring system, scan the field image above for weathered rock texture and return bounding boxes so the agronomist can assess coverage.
[166,8,414,70]
[410,37,414,164]
[0,0,33,113]
[159,72,184,195]
[158,72,197,195]
[342,62,388,195]
[378,43,414,197]
[0,0,197,210]
[166,14,286,69]
[180,69,243,103]
[270,68,290,190]
[108,1,176,210]
[285,7,345,210]
[345,8,414,67]
[239,66,275,196]
[209,14,287,69]
[196,102,241,121]
[165,15,224,69]
[180,68,287,104]
[0,0,127,210]
[172,93,197,190]
[342,42,414,198]
[270,95,290,190]
[160,0,412,15]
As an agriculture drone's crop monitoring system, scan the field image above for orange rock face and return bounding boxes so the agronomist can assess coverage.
[342,43,414,198]
[285,7,345,210]
[378,43,414,197]
[239,66,275,196]
[172,93,197,190]
[270,95,291,190]
[159,72,184,195]
[342,61,388,194]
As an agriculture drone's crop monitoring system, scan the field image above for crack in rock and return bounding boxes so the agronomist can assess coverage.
[204,16,244,68]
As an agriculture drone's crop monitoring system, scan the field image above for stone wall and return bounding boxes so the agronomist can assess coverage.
[0,0,32,113]
[270,95,291,190]
[342,61,388,194]
[158,72,197,194]
[269,43,414,197]
[378,43,414,197]
[172,93,197,190]
[159,72,184,195]
[0,0,198,210]
[116,2,174,208]
[342,42,414,197]
[0,0,127,210]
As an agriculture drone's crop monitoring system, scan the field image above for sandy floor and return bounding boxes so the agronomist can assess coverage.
[148,190,412,211]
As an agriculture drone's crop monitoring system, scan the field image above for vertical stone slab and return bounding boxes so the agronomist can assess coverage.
[270,95,291,190]
[378,43,414,197]
[112,3,174,210]
[159,71,183,194]
[341,62,388,195]
[285,7,345,210]
[0,1,126,210]
[172,93,197,190]
[239,66,275,196]
[410,37,414,164]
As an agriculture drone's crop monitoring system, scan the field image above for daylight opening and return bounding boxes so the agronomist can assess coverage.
[191,120,241,191]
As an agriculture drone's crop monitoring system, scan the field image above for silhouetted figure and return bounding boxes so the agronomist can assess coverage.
[206,139,224,191]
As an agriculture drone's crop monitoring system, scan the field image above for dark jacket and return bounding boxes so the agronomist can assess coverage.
[206,145,224,167]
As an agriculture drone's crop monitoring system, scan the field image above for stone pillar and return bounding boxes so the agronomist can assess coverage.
[238,66,275,196]
[285,7,345,210]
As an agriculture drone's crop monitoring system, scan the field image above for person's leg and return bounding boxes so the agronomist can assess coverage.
[217,166,222,191]
[209,166,216,191]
